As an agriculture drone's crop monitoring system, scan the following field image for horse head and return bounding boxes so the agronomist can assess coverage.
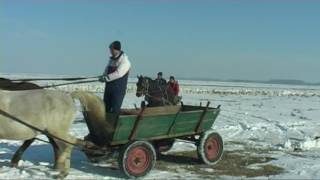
[136,75,149,97]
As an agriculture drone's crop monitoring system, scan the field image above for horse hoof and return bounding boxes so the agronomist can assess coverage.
[10,163,18,168]
[53,172,68,179]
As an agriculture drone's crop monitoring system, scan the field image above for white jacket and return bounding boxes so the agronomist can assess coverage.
[103,53,131,82]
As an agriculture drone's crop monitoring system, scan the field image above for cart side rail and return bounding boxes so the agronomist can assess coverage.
[110,105,220,146]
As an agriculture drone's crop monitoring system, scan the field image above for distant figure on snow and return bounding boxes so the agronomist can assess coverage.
[155,72,167,86]
[99,40,131,113]
[168,76,180,96]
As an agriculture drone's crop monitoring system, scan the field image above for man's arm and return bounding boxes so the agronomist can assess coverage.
[98,62,109,82]
[105,55,131,82]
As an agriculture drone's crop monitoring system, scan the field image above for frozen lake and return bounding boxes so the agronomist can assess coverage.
[1,74,320,179]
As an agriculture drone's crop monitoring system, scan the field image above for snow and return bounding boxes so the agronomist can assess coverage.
[1,74,320,179]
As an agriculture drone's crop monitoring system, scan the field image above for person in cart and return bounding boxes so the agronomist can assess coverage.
[168,76,180,96]
[85,41,131,147]
[155,72,167,86]
[99,40,131,114]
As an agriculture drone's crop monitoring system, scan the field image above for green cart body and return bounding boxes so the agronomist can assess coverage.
[109,104,220,146]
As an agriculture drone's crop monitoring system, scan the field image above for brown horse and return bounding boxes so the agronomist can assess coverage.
[136,76,181,107]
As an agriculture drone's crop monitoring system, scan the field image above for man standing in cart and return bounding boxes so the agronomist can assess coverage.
[99,40,131,114]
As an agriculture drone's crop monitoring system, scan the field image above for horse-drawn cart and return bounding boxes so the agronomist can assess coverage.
[84,102,223,178]
[0,77,224,178]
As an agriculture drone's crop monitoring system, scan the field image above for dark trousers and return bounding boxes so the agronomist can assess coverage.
[103,83,126,114]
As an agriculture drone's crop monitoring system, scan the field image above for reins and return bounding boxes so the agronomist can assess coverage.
[157,84,170,105]
[137,90,172,105]
[145,93,173,105]
[8,76,100,89]
[41,79,99,89]
[11,76,100,82]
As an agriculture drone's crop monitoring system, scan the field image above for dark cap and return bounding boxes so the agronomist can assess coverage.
[109,41,121,51]
[157,72,163,76]
[170,76,175,80]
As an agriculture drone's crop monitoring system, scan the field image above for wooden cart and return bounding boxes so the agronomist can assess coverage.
[84,102,223,178]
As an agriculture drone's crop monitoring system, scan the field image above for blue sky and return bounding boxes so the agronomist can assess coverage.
[1,0,319,82]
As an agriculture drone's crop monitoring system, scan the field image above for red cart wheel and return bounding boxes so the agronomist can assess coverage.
[197,131,223,165]
[119,141,156,178]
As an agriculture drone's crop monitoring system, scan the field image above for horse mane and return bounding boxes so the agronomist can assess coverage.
[141,76,153,82]
[0,78,10,83]
[0,78,42,90]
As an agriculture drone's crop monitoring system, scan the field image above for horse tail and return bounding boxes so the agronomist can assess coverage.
[71,91,102,111]
[70,91,87,99]
[70,91,88,109]
[70,91,111,145]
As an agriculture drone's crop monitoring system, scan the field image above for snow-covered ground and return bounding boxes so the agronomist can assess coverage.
[1,74,320,179]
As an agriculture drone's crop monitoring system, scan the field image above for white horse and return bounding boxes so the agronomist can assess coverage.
[0,89,100,178]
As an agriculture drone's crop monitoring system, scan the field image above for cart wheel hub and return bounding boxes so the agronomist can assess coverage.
[127,147,150,174]
[205,137,219,160]
[134,157,143,165]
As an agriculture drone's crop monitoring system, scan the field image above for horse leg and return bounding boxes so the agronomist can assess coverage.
[52,137,75,178]
[54,142,72,178]
[11,138,35,167]
[48,137,59,169]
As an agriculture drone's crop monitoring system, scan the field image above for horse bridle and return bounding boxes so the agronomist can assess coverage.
[136,77,149,95]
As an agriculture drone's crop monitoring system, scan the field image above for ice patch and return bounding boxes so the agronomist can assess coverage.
[301,138,320,150]
[167,141,196,153]
[284,137,320,151]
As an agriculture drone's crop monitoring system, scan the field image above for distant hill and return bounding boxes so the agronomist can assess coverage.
[228,79,320,86]
[178,77,320,86]
[267,79,307,85]
[2,73,319,86]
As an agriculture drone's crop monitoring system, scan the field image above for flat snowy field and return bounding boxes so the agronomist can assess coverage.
[1,74,320,179]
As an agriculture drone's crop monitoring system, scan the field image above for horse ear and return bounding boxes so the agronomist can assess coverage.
[137,75,139,79]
